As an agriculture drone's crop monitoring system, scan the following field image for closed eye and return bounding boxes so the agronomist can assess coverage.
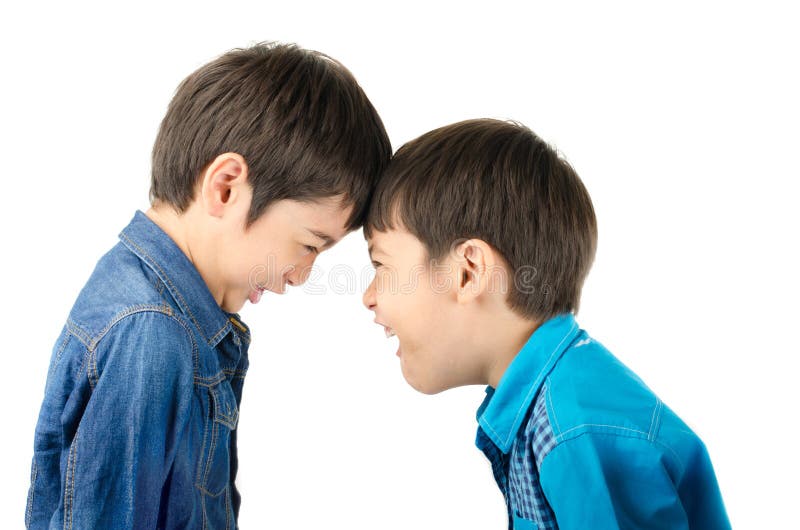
[305,245,320,255]
[371,260,383,268]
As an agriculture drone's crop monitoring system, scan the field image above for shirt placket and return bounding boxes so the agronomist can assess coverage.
[477,428,513,529]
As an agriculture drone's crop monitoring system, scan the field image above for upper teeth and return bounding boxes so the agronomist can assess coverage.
[385,328,396,338]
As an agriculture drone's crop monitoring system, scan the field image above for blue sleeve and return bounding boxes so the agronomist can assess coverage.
[66,310,194,529]
[539,433,693,530]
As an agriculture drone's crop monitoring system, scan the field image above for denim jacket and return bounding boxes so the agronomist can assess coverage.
[26,211,250,529]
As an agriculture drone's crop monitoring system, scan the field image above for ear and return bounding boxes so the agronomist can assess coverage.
[453,239,498,304]
[198,152,249,218]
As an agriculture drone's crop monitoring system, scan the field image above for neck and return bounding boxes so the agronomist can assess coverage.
[483,311,541,389]
[145,204,193,260]
[145,204,224,308]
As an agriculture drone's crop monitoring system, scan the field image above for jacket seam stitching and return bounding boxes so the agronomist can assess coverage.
[80,307,200,382]
[25,462,37,526]
[203,404,220,492]
[54,329,71,364]
[201,491,207,530]
[86,347,98,390]
[88,304,175,351]
[63,431,77,530]
[66,319,92,350]
[194,371,246,387]
[545,381,562,436]
[225,486,231,530]
[648,398,663,442]
[544,428,686,477]
[208,323,232,347]
[76,346,92,394]
[556,423,651,441]
[195,393,212,495]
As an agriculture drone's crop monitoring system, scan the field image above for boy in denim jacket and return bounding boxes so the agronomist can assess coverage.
[362,119,729,529]
[27,42,390,529]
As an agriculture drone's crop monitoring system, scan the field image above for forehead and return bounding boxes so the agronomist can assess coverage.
[292,196,353,238]
[367,226,427,260]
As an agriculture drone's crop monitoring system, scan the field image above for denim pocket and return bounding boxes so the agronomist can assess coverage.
[198,381,239,497]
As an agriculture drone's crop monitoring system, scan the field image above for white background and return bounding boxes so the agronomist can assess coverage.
[1,1,798,528]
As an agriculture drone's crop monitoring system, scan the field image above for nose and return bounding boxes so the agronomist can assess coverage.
[285,265,309,287]
[362,277,377,310]
[284,254,317,287]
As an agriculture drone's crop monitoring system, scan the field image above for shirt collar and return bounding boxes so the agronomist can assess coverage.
[476,313,580,453]
[119,210,249,347]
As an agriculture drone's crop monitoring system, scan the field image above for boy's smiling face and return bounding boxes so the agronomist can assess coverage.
[363,227,493,394]
[147,152,353,314]
[218,194,353,311]
[198,153,355,313]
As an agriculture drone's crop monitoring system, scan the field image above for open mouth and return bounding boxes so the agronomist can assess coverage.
[376,319,397,339]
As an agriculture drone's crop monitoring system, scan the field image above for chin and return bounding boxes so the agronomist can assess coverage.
[400,354,451,395]
[404,373,448,395]
[415,385,447,396]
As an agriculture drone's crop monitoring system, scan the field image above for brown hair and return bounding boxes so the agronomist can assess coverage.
[366,119,597,320]
[150,42,391,229]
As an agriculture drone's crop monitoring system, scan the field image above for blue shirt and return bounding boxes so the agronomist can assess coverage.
[476,314,730,529]
[26,211,250,529]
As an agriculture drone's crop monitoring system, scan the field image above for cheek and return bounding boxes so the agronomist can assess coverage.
[374,269,450,342]
[229,249,287,293]
[217,241,251,281]
[397,290,448,348]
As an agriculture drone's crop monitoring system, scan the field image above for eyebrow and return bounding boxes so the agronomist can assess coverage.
[307,229,336,249]
[368,243,389,257]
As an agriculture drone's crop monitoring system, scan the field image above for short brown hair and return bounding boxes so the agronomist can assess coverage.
[366,119,597,321]
[150,42,391,230]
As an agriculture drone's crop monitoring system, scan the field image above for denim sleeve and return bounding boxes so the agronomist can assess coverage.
[539,433,699,530]
[63,310,195,529]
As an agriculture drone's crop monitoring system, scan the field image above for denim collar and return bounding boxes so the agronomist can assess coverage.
[476,313,580,453]
[118,210,249,347]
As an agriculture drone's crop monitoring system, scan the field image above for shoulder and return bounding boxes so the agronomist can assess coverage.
[66,241,179,349]
[538,334,707,476]
[543,335,660,441]
[86,308,197,389]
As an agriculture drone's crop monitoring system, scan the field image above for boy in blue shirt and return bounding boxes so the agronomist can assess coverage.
[27,42,390,529]
[362,119,729,529]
